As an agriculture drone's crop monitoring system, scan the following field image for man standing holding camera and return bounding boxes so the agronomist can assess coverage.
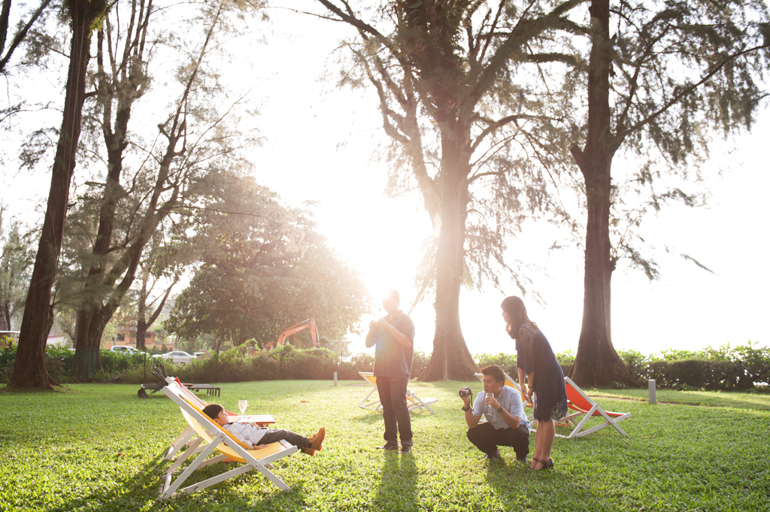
[365,290,415,454]
[461,365,530,461]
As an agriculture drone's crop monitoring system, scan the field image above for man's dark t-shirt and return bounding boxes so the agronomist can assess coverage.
[370,310,415,377]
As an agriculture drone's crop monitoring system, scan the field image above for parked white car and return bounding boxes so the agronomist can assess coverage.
[151,350,196,365]
[110,345,142,355]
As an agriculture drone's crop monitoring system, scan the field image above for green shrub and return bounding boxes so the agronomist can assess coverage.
[0,335,16,351]
[591,342,768,391]
[733,342,770,384]
[412,349,430,377]
[2,339,766,390]
[616,349,647,382]
[280,347,339,380]
[657,348,701,361]
[554,349,575,365]
[0,344,17,382]
[166,345,370,383]
[251,353,281,380]
[336,360,361,379]
[349,352,373,372]
[475,352,517,376]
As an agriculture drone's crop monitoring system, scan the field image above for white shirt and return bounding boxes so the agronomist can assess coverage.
[472,385,530,430]
[222,422,267,448]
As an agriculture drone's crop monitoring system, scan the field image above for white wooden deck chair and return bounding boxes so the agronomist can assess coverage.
[163,377,274,462]
[357,372,382,412]
[555,376,632,439]
[405,388,439,414]
[160,380,297,500]
[357,372,438,414]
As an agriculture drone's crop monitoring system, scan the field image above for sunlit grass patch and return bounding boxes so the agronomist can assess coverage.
[0,380,768,511]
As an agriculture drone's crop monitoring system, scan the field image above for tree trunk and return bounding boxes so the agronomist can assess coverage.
[0,302,9,331]
[570,0,636,388]
[71,110,180,379]
[136,276,175,352]
[72,308,107,379]
[419,125,477,381]
[70,126,126,376]
[8,1,102,389]
[136,264,151,351]
[71,22,148,378]
[72,242,145,379]
[136,310,147,351]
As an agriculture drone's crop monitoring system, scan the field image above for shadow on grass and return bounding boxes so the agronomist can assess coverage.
[47,450,168,511]
[486,459,620,511]
[351,408,441,429]
[372,451,418,512]
[47,445,308,511]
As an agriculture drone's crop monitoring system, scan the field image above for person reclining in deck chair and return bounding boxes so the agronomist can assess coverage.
[462,365,530,462]
[202,404,326,456]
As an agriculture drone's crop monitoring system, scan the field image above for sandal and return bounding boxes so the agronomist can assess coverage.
[528,458,554,471]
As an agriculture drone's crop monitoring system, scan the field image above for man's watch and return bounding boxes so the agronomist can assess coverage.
[462,404,471,412]
[497,406,504,413]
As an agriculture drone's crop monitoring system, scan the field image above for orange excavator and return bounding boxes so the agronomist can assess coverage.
[264,318,320,350]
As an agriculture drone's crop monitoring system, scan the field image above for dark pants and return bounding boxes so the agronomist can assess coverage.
[466,422,529,460]
[376,375,413,446]
[257,429,310,449]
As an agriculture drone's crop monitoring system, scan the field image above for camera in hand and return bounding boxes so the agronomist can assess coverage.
[458,387,472,398]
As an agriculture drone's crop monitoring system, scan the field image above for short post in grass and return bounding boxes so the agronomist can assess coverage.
[334,371,337,386]
[648,379,657,404]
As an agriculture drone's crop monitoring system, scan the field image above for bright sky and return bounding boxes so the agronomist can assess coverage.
[250,5,770,358]
[2,2,768,358]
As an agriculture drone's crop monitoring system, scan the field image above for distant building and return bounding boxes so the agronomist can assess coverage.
[46,325,69,348]
[109,324,159,350]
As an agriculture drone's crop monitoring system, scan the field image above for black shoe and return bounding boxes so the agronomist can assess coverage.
[377,442,399,451]
[399,445,412,454]
[486,449,503,460]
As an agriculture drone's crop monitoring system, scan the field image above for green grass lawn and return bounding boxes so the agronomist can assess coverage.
[1,380,768,511]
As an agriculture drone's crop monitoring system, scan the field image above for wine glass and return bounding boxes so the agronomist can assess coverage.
[485,392,494,416]
[238,400,248,419]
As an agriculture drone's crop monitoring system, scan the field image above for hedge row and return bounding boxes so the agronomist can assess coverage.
[474,352,573,383]
[475,344,770,391]
[0,346,162,384]
[618,344,770,391]
[0,343,433,385]
[1,338,767,391]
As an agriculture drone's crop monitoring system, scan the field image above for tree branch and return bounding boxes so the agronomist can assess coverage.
[615,42,770,147]
[0,0,53,73]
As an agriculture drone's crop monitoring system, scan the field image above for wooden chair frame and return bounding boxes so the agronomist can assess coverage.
[162,377,274,461]
[160,380,296,500]
[554,376,632,439]
[357,372,438,414]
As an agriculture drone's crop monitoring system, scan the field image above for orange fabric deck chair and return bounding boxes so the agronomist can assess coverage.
[556,376,632,439]
[357,372,438,414]
[160,379,297,500]
[163,377,274,461]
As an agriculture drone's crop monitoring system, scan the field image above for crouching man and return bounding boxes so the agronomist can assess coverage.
[462,365,530,462]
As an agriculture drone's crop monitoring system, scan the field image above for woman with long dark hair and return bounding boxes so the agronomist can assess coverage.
[501,296,568,470]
